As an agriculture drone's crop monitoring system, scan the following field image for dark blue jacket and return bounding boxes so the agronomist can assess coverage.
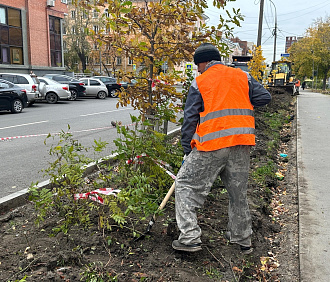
[181,61,271,155]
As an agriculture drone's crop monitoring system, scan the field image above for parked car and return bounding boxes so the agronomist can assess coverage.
[0,79,28,113]
[78,78,108,99]
[0,73,43,105]
[128,79,138,87]
[91,76,123,98]
[37,77,71,104]
[119,81,128,89]
[43,74,86,100]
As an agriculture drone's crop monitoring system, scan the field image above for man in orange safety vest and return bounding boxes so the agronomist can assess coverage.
[172,43,271,254]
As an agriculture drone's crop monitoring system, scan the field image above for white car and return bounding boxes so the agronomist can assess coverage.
[38,77,71,104]
[0,73,43,105]
[79,78,108,99]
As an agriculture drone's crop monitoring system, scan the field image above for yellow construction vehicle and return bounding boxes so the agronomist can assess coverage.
[267,60,295,94]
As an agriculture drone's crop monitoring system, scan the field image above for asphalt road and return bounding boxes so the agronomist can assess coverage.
[0,96,182,198]
[297,90,330,281]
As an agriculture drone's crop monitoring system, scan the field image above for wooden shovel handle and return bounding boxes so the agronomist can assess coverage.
[158,181,175,211]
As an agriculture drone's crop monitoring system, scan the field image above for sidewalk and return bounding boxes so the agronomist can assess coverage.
[297,90,330,281]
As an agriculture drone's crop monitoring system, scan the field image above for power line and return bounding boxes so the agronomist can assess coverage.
[233,0,329,19]
[279,3,329,21]
[277,0,329,16]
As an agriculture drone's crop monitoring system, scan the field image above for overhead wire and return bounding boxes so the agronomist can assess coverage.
[236,0,329,19]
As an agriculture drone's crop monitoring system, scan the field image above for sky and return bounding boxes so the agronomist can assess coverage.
[205,0,329,65]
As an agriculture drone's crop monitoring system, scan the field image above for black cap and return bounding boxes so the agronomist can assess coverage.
[193,43,221,65]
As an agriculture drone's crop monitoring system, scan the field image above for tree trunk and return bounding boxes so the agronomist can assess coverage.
[78,51,87,73]
[322,66,330,90]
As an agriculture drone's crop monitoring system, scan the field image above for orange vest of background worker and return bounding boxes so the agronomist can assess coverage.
[191,64,255,152]
[295,79,301,87]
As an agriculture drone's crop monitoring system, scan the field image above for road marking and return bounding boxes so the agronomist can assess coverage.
[80,108,130,117]
[0,120,49,130]
[0,122,137,141]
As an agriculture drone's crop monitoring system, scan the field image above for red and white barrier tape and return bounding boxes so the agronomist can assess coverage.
[74,153,175,204]
[126,153,176,180]
[74,188,121,204]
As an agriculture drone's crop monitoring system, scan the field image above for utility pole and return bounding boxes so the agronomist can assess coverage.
[269,0,277,62]
[257,0,265,47]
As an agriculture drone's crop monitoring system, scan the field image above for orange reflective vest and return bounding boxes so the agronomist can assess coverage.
[191,64,255,151]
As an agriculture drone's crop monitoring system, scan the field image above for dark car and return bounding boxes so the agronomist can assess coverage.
[0,79,28,113]
[43,74,86,100]
[92,76,124,98]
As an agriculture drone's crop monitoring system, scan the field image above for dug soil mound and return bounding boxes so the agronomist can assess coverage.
[0,91,298,281]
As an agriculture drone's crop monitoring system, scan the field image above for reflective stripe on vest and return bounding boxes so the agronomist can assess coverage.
[200,108,254,123]
[191,64,255,151]
[193,127,255,143]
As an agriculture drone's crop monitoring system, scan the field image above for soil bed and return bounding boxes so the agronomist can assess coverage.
[0,91,299,281]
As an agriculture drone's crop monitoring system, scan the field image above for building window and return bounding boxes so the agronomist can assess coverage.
[82,10,88,19]
[128,58,133,65]
[61,0,68,3]
[104,9,109,18]
[116,56,122,65]
[71,10,76,19]
[49,16,63,67]
[93,25,99,33]
[0,6,23,65]
[92,9,99,19]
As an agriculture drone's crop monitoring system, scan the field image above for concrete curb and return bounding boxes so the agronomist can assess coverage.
[296,96,302,281]
[0,127,181,214]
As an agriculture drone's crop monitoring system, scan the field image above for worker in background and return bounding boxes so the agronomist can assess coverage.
[295,79,301,94]
[302,81,306,90]
[172,43,271,254]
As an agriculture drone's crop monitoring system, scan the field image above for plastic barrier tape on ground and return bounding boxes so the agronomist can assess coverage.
[126,154,176,180]
[74,188,121,204]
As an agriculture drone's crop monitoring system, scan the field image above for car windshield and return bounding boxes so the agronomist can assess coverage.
[0,79,14,88]
[96,77,116,83]
[39,78,60,85]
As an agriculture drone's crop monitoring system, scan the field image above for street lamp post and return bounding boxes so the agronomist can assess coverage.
[269,0,277,62]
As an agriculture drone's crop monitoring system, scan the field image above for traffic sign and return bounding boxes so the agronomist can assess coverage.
[132,64,136,71]
[281,53,290,57]
[186,63,193,70]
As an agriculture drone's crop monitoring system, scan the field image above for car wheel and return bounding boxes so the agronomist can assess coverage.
[11,99,23,113]
[97,91,107,99]
[69,89,78,100]
[109,89,119,98]
[46,92,58,104]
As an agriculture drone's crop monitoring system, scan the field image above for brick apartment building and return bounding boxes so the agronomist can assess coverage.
[285,36,302,53]
[0,0,68,75]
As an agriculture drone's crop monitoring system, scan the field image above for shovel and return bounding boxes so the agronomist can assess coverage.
[134,181,175,242]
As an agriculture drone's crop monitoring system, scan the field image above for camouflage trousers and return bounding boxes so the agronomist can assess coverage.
[175,145,252,247]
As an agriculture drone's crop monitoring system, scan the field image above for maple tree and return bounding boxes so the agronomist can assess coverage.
[247,45,266,83]
[71,0,243,127]
[289,16,330,90]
